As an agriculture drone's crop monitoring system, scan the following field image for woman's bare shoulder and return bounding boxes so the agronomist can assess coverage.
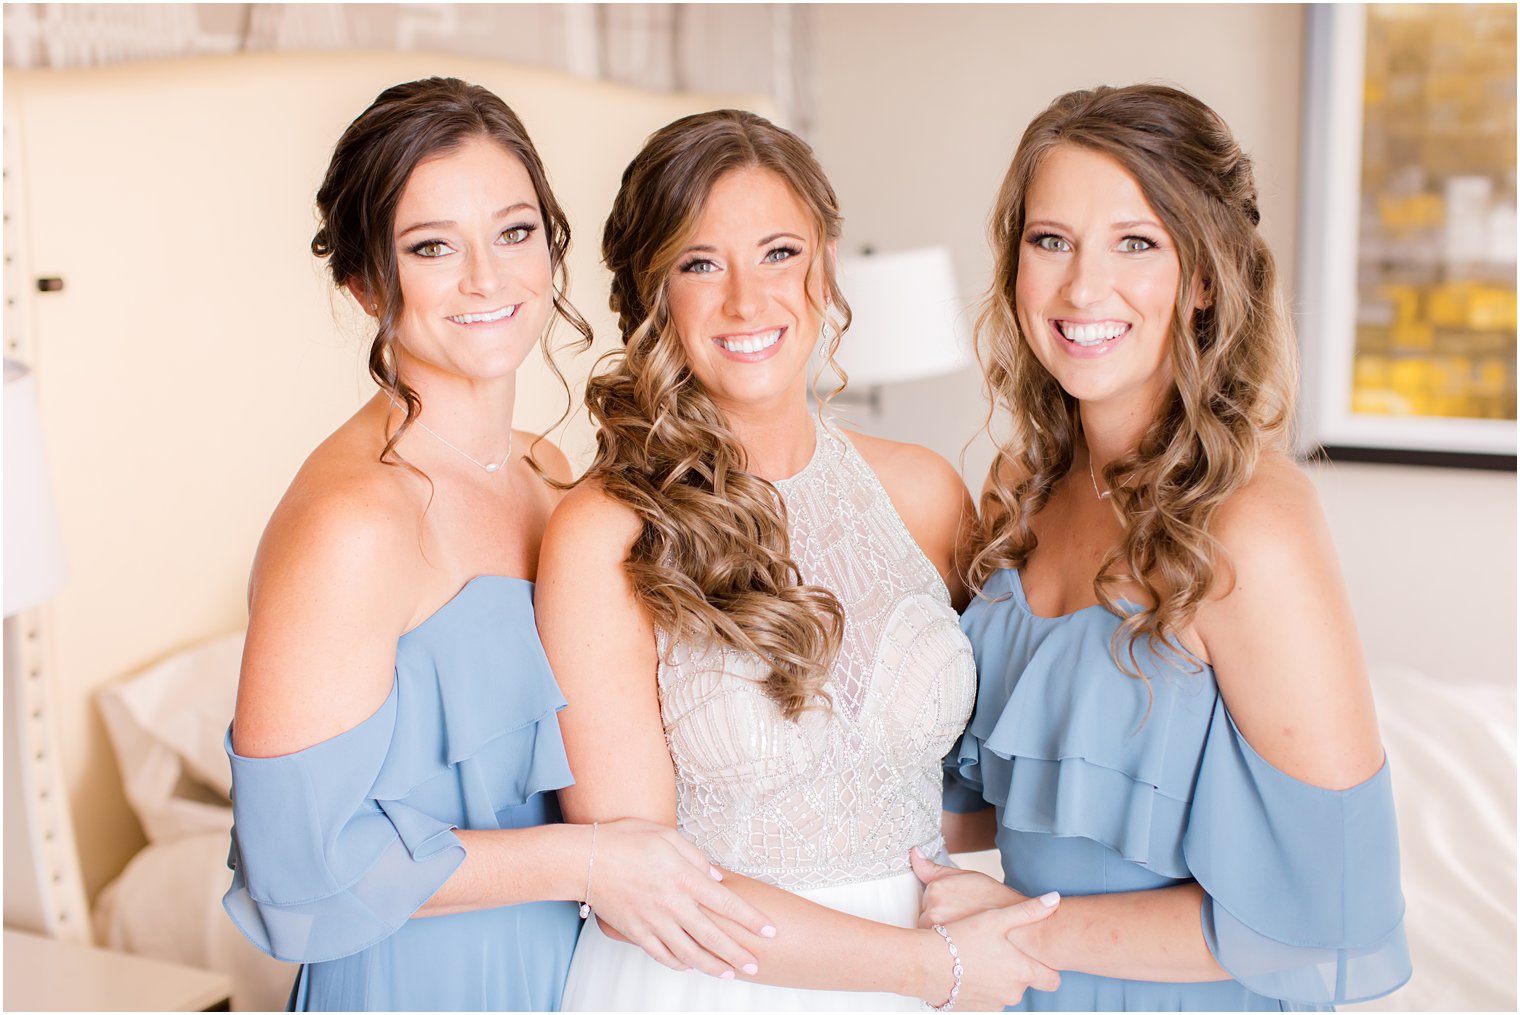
[842,429,968,524]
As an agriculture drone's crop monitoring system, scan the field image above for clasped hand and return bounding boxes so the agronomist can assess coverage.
[588,817,775,980]
[911,849,1062,1008]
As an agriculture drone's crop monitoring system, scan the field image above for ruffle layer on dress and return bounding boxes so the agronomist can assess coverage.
[224,577,573,964]
[949,568,1411,1007]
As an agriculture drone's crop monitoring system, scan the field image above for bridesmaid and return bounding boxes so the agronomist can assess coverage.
[914,83,1412,1010]
[223,78,772,1011]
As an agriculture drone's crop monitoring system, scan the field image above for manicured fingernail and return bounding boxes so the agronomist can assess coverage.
[742,962,759,975]
[709,865,724,881]
[910,846,924,859]
[761,924,777,938]
[685,967,696,974]
[720,969,735,980]
[1039,891,1060,907]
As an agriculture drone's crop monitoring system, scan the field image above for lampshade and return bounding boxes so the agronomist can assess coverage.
[4,359,68,616]
[833,246,974,387]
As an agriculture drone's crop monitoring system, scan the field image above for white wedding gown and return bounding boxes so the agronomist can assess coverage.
[560,420,977,1011]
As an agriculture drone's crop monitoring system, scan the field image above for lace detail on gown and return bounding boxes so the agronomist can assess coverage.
[657,418,976,890]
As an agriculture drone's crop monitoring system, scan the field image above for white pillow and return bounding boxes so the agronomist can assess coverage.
[96,631,244,843]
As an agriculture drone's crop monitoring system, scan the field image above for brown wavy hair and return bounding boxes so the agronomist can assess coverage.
[311,77,590,468]
[971,84,1298,673]
[583,109,851,720]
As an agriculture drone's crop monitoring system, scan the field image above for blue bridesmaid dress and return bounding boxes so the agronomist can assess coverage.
[948,569,1412,1010]
[223,576,581,1011]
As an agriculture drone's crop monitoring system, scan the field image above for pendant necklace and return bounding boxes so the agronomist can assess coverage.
[1087,456,1112,501]
[391,399,512,475]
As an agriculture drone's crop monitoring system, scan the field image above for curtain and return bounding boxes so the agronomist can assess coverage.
[1,3,812,130]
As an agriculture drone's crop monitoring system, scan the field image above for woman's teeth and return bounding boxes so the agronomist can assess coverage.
[1058,321,1128,347]
[716,328,782,354]
[448,304,517,324]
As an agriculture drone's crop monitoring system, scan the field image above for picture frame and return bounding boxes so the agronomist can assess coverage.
[1296,3,1516,470]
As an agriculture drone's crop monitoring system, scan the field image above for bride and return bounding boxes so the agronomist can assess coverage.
[535,109,1060,1010]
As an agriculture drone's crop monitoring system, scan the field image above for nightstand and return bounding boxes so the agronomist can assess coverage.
[3,928,232,1011]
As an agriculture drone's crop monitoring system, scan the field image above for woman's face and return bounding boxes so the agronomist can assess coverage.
[664,167,825,416]
[384,136,553,388]
[1014,144,1191,417]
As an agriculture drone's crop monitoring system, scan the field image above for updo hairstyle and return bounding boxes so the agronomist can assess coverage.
[311,76,590,466]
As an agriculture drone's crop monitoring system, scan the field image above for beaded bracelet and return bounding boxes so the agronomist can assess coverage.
[930,923,963,1011]
[578,821,598,919]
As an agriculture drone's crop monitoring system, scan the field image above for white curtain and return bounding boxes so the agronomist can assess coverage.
[2,3,813,129]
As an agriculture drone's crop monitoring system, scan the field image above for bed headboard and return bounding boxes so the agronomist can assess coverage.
[3,50,774,905]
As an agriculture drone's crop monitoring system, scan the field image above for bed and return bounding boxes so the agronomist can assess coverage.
[5,51,1514,1012]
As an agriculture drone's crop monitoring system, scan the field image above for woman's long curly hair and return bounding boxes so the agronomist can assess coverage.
[583,109,851,721]
[311,77,590,468]
[971,84,1298,673]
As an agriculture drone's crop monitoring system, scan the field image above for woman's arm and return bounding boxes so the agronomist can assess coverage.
[537,483,1061,1007]
[941,807,998,855]
[1194,455,1386,787]
[915,858,1226,983]
[233,466,761,975]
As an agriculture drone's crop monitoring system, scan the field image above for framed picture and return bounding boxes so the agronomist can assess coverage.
[1297,3,1516,469]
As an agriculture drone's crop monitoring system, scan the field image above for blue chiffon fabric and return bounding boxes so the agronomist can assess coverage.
[946,569,1411,1011]
[223,576,581,1011]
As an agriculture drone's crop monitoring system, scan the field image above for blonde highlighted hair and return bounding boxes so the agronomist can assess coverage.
[583,109,851,720]
[972,84,1298,671]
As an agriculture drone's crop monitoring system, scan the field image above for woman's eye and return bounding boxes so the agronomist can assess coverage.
[500,225,536,245]
[764,246,801,264]
[1119,236,1156,253]
[680,258,719,275]
[1031,234,1070,253]
[411,240,452,258]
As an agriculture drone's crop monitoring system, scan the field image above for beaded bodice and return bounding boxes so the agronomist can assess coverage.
[657,419,977,890]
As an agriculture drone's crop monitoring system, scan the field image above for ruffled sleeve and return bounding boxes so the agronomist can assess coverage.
[955,568,1411,1006]
[1184,701,1411,1005]
[222,577,575,964]
[222,690,465,964]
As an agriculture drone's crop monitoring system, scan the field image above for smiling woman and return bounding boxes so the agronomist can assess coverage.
[1014,145,1191,411]
[920,83,1413,1012]
[221,77,774,1012]
[664,167,821,411]
[536,109,1065,1011]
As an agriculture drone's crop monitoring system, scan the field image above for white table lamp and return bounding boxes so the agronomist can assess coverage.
[831,246,975,390]
[5,359,68,616]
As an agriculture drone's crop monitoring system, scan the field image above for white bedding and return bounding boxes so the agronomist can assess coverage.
[1346,663,1517,1011]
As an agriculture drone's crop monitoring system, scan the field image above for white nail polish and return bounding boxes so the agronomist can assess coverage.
[1039,891,1060,907]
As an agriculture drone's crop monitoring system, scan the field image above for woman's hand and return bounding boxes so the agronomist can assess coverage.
[586,818,777,979]
[918,896,1063,1009]
[911,848,1026,927]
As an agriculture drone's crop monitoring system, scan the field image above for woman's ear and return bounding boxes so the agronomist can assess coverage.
[1190,274,1212,312]
[825,240,839,308]
[347,280,378,317]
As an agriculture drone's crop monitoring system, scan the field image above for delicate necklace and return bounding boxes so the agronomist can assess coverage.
[391,399,512,474]
[1087,455,1112,501]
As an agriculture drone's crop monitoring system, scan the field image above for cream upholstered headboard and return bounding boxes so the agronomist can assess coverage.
[4,51,774,903]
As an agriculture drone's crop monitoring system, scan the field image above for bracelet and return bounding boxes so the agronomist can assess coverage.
[578,821,598,919]
[929,923,962,1011]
